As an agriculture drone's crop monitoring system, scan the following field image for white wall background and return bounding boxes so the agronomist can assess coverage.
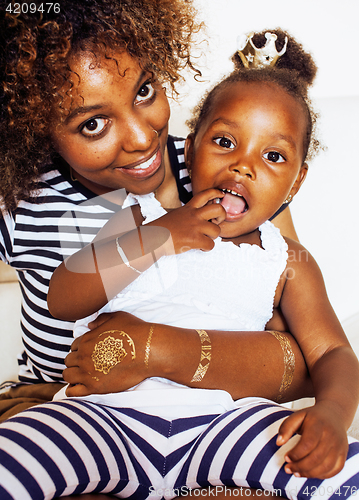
[169,0,359,326]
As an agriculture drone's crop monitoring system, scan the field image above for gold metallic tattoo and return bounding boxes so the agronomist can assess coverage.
[144,325,154,369]
[191,329,212,382]
[92,330,136,375]
[269,330,295,401]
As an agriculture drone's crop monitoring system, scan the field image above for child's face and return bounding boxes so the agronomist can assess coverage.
[187,81,308,239]
[51,50,170,196]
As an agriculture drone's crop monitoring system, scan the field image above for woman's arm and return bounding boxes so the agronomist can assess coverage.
[64,310,312,402]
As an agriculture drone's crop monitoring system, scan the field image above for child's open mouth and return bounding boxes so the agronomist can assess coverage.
[219,188,248,218]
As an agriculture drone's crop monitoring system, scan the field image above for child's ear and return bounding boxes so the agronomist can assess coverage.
[289,163,308,199]
[184,133,195,172]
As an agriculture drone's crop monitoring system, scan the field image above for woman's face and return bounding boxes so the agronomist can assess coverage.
[187,81,308,240]
[51,50,170,196]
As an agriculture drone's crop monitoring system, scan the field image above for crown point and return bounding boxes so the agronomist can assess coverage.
[236,31,288,69]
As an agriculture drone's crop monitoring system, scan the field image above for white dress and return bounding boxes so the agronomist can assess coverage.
[55,192,288,414]
[76,192,288,333]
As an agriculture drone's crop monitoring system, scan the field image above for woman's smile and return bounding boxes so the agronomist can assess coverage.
[117,148,162,179]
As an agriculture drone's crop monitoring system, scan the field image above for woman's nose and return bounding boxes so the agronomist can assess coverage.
[122,115,156,152]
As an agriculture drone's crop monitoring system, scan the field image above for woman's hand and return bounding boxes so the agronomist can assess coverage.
[147,188,226,254]
[63,312,152,397]
[277,401,349,479]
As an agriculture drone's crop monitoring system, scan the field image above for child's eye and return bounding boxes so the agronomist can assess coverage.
[81,117,109,137]
[136,81,156,103]
[214,136,235,149]
[264,151,286,163]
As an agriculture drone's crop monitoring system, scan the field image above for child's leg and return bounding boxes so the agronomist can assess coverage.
[175,399,359,500]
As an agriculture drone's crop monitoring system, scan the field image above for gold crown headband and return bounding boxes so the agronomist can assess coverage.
[237,32,288,69]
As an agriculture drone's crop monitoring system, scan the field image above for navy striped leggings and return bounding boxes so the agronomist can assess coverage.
[0,398,359,499]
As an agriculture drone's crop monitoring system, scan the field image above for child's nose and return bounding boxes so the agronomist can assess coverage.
[229,158,256,179]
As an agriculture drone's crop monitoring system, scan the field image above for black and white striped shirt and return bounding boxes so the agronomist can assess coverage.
[0,136,190,383]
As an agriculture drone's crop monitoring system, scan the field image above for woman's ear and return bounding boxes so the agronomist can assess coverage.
[184,133,195,174]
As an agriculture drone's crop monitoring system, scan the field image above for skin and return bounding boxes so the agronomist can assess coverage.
[63,81,359,482]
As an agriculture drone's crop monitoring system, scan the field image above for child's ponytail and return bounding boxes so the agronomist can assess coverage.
[232,29,317,87]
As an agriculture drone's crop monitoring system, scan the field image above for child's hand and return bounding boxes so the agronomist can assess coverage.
[147,188,226,253]
[277,402,349,479]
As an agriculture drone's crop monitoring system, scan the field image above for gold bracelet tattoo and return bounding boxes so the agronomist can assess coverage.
[269,330,295,401]
[92,330,136,375]
[144,325,154,369]
[191,329,212,382]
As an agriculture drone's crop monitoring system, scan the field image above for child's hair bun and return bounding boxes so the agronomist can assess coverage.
[231,28,317,87]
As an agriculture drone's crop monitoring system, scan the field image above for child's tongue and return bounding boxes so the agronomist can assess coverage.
[220,192,246,215]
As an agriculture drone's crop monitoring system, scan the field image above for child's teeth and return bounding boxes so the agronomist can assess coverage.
[133,153,156,170]
[221,188,243,198]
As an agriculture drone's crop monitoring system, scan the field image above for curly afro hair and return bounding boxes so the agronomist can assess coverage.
[187,29,321,163]
[0,0,203,211]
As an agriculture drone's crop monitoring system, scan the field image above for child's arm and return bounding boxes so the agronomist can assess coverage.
[48,189,225,320]
[276,239,359,479]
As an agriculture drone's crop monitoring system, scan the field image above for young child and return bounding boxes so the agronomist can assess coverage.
[54,30,359,497]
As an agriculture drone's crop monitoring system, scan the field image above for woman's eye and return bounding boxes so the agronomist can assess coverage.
[81,118,108,137]
[214,136,235,149]
[264,151,285,163]
[136,82,156,103]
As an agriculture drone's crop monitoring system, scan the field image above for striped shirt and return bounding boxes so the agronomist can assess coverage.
[0,136,190,383]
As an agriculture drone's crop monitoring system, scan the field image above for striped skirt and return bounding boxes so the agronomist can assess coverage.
[0,397,358,499]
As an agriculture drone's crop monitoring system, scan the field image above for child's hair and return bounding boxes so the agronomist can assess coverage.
[187,28,321,164]
[0,0,202,212]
